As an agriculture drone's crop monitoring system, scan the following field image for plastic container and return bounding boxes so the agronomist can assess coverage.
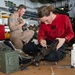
[71,44,75,67]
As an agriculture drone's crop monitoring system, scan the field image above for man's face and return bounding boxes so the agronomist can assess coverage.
[19,8,26,17]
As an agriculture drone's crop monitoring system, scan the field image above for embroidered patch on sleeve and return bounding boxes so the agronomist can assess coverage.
[10,18,14,22]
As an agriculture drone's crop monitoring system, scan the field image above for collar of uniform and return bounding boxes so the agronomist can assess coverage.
[14,12,19,18]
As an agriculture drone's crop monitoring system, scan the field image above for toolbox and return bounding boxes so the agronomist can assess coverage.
[0,50,19,74]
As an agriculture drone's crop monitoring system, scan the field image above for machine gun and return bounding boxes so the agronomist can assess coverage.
[20,40,59,70]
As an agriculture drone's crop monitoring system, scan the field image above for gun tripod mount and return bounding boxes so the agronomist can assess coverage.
[20,40,59,70]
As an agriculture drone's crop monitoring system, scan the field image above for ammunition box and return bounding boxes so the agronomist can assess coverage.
[0,50,19,74]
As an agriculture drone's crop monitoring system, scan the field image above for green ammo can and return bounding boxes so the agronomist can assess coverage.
[0,50,19,74]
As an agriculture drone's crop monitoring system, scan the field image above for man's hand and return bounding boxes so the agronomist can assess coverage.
[19,20,26,27]
[40,39,47,47]
[21,20,26,26]
[22,20,26,25]
[56,38,66,50]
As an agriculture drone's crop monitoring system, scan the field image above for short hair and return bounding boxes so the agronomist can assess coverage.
[18,4,26,10]
[38,5,55,18]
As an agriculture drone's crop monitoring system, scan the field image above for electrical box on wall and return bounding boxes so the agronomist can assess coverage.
[68,0,75,18]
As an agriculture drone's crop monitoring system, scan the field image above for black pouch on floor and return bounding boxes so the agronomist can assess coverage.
[22,42,39,56]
